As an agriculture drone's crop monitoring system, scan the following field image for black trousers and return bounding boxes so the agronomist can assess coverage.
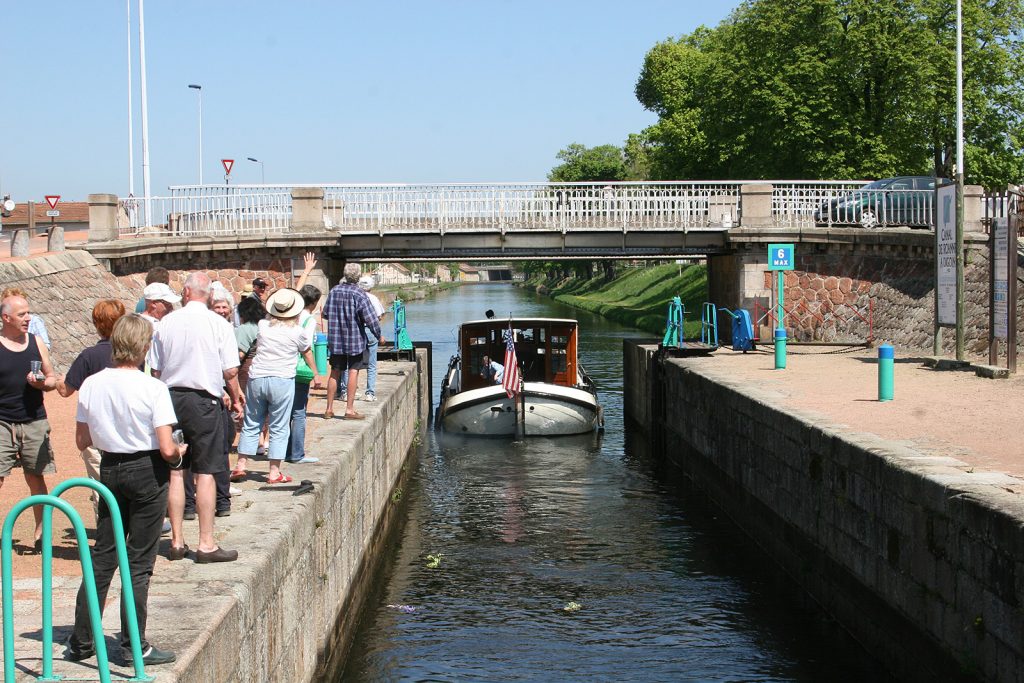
[184,400,232,514]
[70,451,169,653]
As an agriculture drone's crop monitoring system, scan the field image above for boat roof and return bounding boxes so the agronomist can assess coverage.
[460,317,578,328]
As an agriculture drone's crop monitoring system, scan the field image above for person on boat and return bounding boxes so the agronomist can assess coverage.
[481,355,504,384]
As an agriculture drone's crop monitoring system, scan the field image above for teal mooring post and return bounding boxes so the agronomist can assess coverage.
[878,344,894,401]
[774,327,787,369]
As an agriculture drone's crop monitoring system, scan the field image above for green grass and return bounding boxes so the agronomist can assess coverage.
[535,264,708,337]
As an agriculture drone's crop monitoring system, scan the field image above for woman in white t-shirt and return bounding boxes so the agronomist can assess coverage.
[67,313,183,665]
[234,288,321,484]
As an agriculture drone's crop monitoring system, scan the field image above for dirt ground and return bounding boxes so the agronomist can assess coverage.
[706,346,1024,478]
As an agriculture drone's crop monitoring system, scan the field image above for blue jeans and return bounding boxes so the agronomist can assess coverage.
[239,376,295,461]
[285,381,311,462]
[365,337,379,395]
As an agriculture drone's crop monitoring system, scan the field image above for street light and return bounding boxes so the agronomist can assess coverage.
[247,157,264,184]
[188,84,203,185]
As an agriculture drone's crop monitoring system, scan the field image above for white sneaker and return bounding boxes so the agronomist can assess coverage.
[229,486,242,496]
[363,393,377,402]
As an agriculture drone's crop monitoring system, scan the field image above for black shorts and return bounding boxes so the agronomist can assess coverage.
[329,353,366,372]
[169,389,226,475]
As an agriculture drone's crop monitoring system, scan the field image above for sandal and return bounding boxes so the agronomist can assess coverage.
[266,473,293,484]
[323,410,334,419]
[229,469,247,482]
[343,412,366,420]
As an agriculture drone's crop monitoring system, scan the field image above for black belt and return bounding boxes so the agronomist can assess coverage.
[100,449,160,464]
[169,386,219,400]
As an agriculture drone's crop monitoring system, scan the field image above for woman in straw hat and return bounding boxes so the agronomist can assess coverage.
[232,288,322,484]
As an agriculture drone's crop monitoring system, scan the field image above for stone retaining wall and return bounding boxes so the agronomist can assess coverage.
[625,341,1023,683]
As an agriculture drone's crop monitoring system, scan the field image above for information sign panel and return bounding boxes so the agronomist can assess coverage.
[935,183,957,326]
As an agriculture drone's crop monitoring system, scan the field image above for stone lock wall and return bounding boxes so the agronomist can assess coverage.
[624,341,1024,683]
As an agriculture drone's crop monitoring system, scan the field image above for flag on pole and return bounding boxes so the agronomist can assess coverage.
[502,324,520,398]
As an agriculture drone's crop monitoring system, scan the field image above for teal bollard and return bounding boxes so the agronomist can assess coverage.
[878,344,894,401]
[774,327,787,369]
[313,333,328,375]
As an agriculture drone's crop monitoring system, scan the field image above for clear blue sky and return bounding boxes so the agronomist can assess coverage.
[0,1,736,202]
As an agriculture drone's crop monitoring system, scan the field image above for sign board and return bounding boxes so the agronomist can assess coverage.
[767,243,795,271]
[935,183,957,325]
[45,210,60,218]
[44,195,60,210]
[221,159,234,175]
[993,217,1009,339]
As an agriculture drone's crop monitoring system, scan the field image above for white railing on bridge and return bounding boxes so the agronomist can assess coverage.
[116,180,956,237]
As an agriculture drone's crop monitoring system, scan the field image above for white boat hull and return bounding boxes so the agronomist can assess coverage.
[440,382,601,437]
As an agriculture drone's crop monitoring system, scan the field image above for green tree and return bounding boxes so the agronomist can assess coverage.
[548,143,628,182]
[634,0,1024,187]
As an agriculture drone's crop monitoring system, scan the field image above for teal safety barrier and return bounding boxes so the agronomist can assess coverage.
[392,298,413,351]
[2,478,154,683]
[661,297,684,347]
[700,302,719,347]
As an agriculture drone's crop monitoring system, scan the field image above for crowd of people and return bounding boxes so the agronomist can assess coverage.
[0,254,387,666]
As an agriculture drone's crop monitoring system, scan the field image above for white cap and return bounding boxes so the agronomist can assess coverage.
[358,276,375,291]
[143,282,182,304]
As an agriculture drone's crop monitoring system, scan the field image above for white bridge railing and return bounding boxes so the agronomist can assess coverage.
[117,180,875,237]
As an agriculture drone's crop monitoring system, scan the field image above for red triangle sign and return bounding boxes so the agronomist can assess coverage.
[222,159,234,175]
[44,195,60,210]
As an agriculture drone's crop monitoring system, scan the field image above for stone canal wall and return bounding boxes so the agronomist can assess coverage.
[624,341,1023,683]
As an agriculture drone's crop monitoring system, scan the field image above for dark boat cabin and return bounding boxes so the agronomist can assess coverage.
[459,318,579,392]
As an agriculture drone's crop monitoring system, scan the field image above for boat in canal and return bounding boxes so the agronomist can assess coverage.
[437,317,602,436]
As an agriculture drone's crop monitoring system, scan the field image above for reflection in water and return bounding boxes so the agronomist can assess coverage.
[339,285,886,682]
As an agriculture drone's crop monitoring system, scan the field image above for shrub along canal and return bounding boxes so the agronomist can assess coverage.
[335,284,890,681]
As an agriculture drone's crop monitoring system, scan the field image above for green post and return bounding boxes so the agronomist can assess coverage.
[774,271,787,369]
[768,243,794,370]
[3,495,112,683]
[878,344,894,401]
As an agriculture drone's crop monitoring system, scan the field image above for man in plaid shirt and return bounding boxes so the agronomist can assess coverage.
[323,263,382,420]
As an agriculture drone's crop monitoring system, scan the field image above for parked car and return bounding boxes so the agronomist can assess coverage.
[814,176,945,228]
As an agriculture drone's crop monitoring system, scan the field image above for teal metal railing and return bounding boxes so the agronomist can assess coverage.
[661,297,684,348]
[2,478,153,683]
[393,298,413,350]
[700,302,719,347]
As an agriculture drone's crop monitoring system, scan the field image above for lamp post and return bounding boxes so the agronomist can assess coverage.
[954,0,965,361]
[188,84,203,186]
[247,157,264,184]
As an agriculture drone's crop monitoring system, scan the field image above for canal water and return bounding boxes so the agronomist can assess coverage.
[339,284,887,682]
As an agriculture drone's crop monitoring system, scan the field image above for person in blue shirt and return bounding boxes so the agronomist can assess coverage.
[481,355,504,384]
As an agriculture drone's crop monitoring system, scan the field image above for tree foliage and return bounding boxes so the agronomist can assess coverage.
[633,0,1024,187]
[548,143,628,182]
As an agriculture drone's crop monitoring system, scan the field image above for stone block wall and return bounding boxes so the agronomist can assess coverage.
[625,341,1024,683]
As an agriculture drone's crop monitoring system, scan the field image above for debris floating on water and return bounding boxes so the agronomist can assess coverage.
[563,601,582,612]
[387,604,416,613]
[425,553,443,569]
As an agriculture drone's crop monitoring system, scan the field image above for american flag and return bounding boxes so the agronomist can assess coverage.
[502,324,520,398]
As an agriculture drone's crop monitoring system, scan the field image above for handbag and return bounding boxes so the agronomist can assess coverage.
[295,316,316,383]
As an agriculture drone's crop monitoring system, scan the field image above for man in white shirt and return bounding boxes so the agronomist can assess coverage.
[149,272,244,564]
[139,282,180,325]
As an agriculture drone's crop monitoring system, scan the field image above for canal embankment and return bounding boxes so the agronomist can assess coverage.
[7,352,428,683]
[625,341,1024,683]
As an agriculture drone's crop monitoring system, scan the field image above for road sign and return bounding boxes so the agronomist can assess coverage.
[44,195,60,210]
[45,210,60,217]
[222,159,234,175]
[767,243,795,271]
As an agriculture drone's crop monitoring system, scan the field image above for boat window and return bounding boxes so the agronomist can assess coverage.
[518,328,534,343]
[550,334,568,374]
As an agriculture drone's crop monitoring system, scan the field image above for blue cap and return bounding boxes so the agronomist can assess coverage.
[878,344,894,360]
[774,328,787,340]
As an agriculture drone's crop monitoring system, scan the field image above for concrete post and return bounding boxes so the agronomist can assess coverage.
[47,226,65,253]
[739,183,774,228]
[291,187,325,231]
[88,194,120,242]
[963,184,984,233]
[10,231,30,257]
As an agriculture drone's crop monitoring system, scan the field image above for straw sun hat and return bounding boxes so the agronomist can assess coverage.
[265,287,304,319]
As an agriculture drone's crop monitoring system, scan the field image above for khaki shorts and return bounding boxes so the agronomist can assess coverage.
[0,419,56,478]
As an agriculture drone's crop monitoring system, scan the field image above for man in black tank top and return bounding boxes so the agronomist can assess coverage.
[0,295,60,550]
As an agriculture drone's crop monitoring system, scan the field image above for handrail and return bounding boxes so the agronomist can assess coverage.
[1,478,154,683]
